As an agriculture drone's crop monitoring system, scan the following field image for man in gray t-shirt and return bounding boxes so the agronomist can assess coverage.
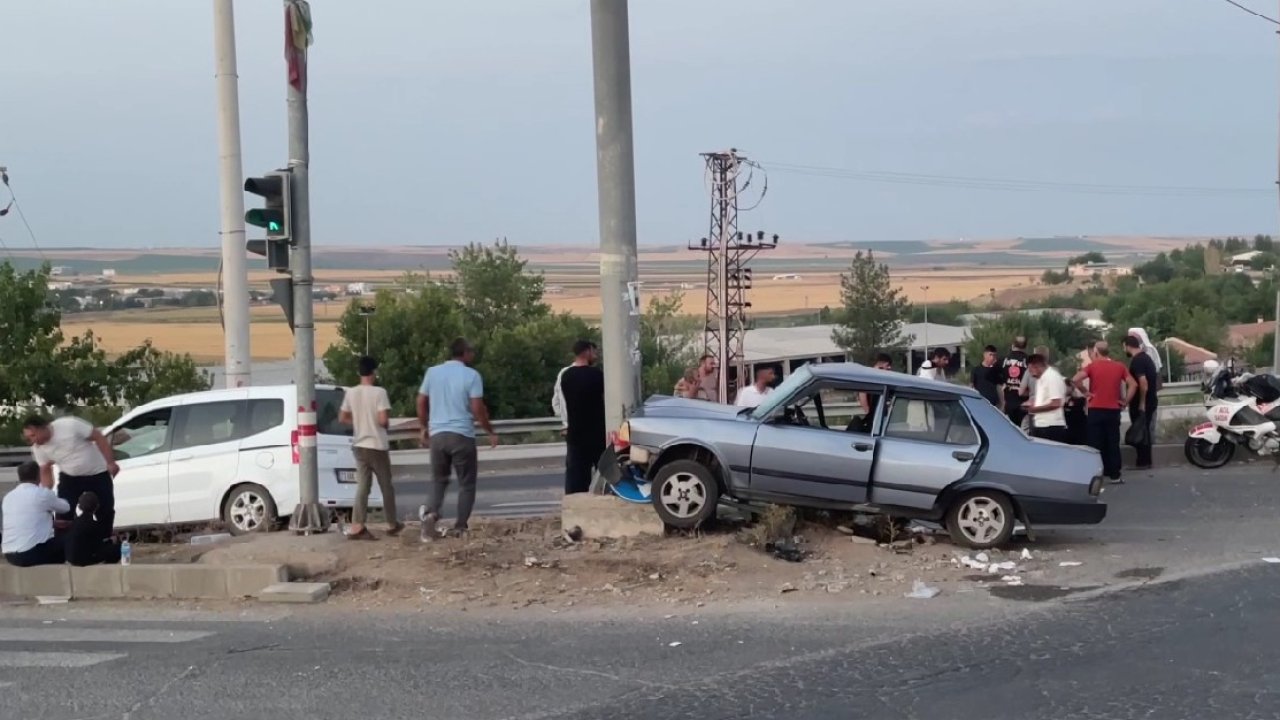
[339,356,400,540]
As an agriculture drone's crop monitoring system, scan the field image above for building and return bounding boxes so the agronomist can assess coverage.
[958,308,1107,331]
[1067,262,1131,279]
[740,322,971,380]
[1230,250,1264,267]
[1165,338,1217,377]
[1228,319,1274,351]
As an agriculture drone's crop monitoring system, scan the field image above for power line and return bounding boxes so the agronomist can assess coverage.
[0,169,46,259]
[1219,0,1280,26]
[760,160,1274,197]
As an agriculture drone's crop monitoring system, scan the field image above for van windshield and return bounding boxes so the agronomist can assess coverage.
[316,388,351,436]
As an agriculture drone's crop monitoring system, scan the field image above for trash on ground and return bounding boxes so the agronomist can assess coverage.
[1263,557,1280,564]
[904,580,941,599]
[190,533,232,546]
[562,526,583,543]
[835,525,855,536]
[35,596,70,605]
[765,541,808,563]
[667,641,683,648]
[959,555,987,570]
[1003,576,1024,586]
[989,561,1017,573]
[779,583,798,594]
[1058,561,1083,567]
[1020,548,1033,561]
[974,552,990,563]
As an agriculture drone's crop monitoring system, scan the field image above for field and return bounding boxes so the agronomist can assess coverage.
[60,267,1052,362]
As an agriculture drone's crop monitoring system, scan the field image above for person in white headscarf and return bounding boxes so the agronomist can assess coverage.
[1127,327,1163,376]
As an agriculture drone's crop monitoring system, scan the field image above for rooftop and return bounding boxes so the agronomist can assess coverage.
[742,323,970,363]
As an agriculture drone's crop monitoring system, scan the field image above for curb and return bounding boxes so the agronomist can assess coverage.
[0,563,305,602]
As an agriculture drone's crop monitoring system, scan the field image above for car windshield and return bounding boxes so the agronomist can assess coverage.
[750,365,813,420]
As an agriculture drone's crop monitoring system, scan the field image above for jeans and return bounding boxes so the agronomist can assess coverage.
[1128,405,1157,468]
[564,441,605,495]
[57,472,115,533]
[426,432,478,529]
[1087,409,1123,479]
[5,536,65,567]
[353,447,398,526]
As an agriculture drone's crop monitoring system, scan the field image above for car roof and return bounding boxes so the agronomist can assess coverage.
[129,384,343,416]
[807,362,983,399]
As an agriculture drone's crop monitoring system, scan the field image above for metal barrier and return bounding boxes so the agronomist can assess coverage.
[0,381,1204,467]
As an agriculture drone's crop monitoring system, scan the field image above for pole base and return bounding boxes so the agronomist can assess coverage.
[288,502,331,535]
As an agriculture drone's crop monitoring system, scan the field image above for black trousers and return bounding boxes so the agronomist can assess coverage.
[1065,401,1088,446]
[57,472,115,532]
[1087,409,1123,480]
[5,536,65,567]
[1128,404,1157,468]
[1032,425,1069,443]
[564,441,605,495]
[69,541,121,567]
[1004,392,1026,429]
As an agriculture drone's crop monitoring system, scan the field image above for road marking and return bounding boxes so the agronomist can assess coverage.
[0,651,126,668]
[489,500,562,508]
[0,628,213,644]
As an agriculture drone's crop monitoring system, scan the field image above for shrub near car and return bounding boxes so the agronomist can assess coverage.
[617,363,1106,549]
[99,385,374,534]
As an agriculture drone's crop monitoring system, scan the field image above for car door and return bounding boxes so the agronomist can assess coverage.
[748,380,882,505]
[167,398,248,524]
[106,407,176,528]
[869,392,982,510]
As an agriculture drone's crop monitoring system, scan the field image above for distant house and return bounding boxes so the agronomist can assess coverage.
[1228,319,1275,350]
[1067,262,1131,279]
[1165,338,1217,376]
[1230,250,1263,266]
[958,308,1107,330]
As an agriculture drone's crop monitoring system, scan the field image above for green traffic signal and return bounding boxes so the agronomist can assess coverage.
[244,172,291,240]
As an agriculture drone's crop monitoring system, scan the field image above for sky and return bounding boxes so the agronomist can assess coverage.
[1,0,1279,249]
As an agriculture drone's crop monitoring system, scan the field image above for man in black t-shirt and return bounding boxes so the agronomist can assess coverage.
[970,345,1004,409]
[1001,337,1030,427]
[1124,335,1160,469]
[559,340,606,494]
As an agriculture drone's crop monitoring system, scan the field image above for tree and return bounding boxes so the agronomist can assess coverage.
[965,314,1099,374]
[1255,234,1275,253]
[830,251,912,362]
[1068,251,1106,266]
[448,239,548,334]
[638,292,701,398]
[1040,268,1071,285]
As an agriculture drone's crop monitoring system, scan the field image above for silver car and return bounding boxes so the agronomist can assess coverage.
[615,363,1106,549]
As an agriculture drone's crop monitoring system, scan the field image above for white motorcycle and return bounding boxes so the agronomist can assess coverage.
[1185,361,1280,469]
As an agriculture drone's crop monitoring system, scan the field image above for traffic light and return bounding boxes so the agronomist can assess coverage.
[244,170,292,272]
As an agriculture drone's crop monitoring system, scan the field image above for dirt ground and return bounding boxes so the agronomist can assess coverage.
[134,514,1097,612]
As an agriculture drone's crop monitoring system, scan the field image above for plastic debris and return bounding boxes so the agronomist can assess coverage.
[668,641,683,648]
[975,552,990,563]
[1020,548,1033,561]
[904,580,941,599]
[1000,575,1021,583]
[35,596,69,605]
[959,555,988,570]
[190,533,231,546]
[1058,561,1083,567]
[990,561,1017,572]
[1263,557,1280,564]
[765,541,808,563]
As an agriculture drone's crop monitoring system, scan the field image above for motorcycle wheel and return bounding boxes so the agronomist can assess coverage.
[1184,436,1235,469]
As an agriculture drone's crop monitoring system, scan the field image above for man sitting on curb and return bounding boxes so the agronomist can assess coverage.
[2,461,70,567]
[66,491,121,567]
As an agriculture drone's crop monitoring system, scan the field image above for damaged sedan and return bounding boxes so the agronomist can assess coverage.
[610,363,1106,549]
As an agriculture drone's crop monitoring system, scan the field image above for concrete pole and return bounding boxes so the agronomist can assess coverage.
[213,0,252,388]
[284,0,325,533]
[1273,3,1280,372]
[589,0,641,430]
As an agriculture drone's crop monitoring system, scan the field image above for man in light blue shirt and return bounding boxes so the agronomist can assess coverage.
[416,338,496,541]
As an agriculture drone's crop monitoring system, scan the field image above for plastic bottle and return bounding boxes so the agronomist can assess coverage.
[120,539,132,567]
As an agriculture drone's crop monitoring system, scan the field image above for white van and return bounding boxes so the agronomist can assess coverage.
[98,384,380,534]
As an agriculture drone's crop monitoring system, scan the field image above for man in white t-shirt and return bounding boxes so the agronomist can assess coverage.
[1023,353,1068,443]
[734,366,777,408]
[23,414,118,532]
[2,461,71,567]
[339,356,400,540]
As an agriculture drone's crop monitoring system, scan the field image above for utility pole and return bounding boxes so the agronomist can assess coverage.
[283,0,325,534]
[589,0,642,431]
[1273,1,1280,372]
[213,0,251,388]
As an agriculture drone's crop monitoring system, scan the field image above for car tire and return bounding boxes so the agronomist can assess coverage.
[1184,437,1234,469]
[222,483,279,536]
[651,460,720,529]
[946,490,1015,549]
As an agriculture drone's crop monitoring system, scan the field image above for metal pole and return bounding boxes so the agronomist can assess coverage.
[589,0,641,430]
[213,0,251,388]
[1273,7,1280,372]
[284,0,325,533]
[921,285,930,357]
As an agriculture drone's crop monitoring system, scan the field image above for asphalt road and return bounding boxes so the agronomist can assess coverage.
[1,561,1277,720]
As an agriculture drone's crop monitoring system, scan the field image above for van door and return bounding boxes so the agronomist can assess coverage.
[107,407,176,528]
[167,399,247,524]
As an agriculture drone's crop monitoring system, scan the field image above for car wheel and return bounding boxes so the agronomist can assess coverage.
[1184,437,1234,469]
[651,460,720,529]
[223,483,279,536]
[946,490,1015,549]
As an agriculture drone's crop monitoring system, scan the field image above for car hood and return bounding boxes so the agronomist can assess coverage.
[637,395,747,421]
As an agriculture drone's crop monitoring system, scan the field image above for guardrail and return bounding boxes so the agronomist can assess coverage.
[0,381,1206,467]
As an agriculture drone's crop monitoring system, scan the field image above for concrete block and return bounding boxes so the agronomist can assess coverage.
[0,564,19,596]
[562,494,665,539]
[225,565,289,598]
[70,565,124,599]
[17,565,72,597]
[258,582,331,604]
[171,566,228,599]
[124,565,175,598]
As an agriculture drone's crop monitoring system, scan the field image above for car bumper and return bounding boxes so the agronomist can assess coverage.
[1019,497,1107,525]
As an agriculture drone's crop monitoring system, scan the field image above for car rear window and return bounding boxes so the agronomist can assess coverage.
[316,388,351,437]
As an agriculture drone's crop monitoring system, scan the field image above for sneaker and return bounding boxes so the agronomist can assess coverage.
[446,525,469,539]
[420,512,438,543]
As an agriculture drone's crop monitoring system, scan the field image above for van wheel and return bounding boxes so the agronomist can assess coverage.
[223,483,279,536]
[946,490,1015,549]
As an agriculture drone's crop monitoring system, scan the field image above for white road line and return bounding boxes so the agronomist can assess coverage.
[0,651,126,668]
[0,628,213,644]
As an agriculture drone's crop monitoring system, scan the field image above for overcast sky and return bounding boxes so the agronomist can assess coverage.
[1,0,1278,249]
